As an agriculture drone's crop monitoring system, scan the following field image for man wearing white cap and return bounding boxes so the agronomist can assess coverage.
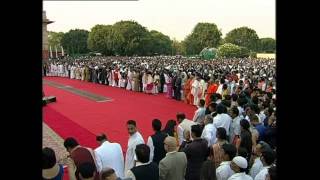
[228,156,253,180]
[216,144,237,180]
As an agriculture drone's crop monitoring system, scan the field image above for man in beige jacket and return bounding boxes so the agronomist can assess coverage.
[159,136,187,180]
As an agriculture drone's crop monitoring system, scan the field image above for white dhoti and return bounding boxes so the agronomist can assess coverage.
[120,79,126,88]
[163,84,167,93]
[142,83,147,92]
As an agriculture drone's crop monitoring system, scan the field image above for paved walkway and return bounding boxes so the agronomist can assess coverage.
[43,123,69,165]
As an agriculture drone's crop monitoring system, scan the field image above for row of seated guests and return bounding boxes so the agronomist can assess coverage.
[43,117,276,180]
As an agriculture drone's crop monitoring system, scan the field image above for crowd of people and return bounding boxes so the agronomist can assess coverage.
[43,56,276,180]
[43,56,276,105]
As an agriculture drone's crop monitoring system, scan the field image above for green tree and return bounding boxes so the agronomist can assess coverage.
[258,38,276,53]
[87,25,115,55]
[112,20,150,56]
[61,29,90,55]
[183,22,222,55]
[171,39,186,55]
[225,26,259,51]
[48,31,64,48]
[217,43,250,58]
[148,30,172,55]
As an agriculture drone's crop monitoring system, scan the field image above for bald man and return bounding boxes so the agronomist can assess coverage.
[159,136,187,180]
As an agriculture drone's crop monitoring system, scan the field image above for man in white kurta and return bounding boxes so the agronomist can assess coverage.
[192,99,206,124]
[125,120,145,173]
[249,142,272,179]
[58,64,64,77]
[191,77,200,106]
[176,113,196,145]
[216,144,236,180]
[52,63,57,76]
[199,79,207,100]
[228,156,253,180]
[70,65,76,79]
[229,107,242,143]
[254,150,275,180]
[126,70,133,90]
[200,115,216,147]
[95,134,125,178]
[213,105,232,137]
[142,72,147,92]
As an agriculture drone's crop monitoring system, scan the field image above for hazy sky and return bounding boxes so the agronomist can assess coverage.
[43,0,275,41]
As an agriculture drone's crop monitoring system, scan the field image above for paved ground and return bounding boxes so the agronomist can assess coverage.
[43,123,69,165]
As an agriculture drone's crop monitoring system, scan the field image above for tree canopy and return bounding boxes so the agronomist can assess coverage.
[61,29,90,55]
[48,31,64,48]
[225,26,259,51]
[50,21,273,57]
[258,38,276,53]
[217,43,250,58]
[87,25,115,55]
[183,22,222,55]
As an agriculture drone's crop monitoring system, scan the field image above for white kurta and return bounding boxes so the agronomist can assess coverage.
[58,65,64,76]
[201,123,217,147]
[229,116,242,142]
[192,107,206,124]
[70,66,75,79]
[146,136,154,163]
[126,71,133,90]
[142,73,147,92]
[216,161,235,180]
[191,79,200,105]
[228,172,253,180]
[163,74,170,93]
[177,119,196,145]
[254,166,270,180]
[95,141,125,178]
[108,71,113,86]
[52,64,57,76]
[153,75,160,94]
[216,84,223,95]
[199,80,207,100]
[213,113,232,136]
[125,132,145,172]
[249,157,263,179]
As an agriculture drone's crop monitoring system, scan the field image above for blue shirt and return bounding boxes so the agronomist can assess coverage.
[255,124,267,142]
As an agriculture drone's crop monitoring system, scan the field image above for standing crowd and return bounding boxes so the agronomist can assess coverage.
[43,56,276,180]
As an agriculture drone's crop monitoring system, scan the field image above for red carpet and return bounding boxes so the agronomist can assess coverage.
[43,77,196,153]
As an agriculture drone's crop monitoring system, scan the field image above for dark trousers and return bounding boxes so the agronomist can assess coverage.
[174,88,181,100]
[159,83,164,93]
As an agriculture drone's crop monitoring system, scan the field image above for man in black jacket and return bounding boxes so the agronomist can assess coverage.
[174,71,182,100]
[184,124,209,180]
[125,144,159,180]
[159,70,165,93]
[147,119,168,164]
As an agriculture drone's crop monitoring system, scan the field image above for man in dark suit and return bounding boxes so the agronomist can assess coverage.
[147,119,168,165]
[159,136,187,180]
[125,144,159,180]
[184,124,209,180]
[174,71,182,100]
[159,70,165,93]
